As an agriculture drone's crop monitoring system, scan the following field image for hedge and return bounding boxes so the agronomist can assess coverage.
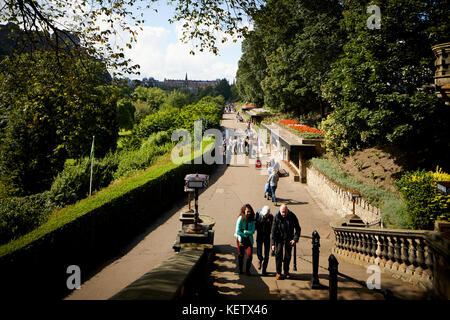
[0,139,217,299]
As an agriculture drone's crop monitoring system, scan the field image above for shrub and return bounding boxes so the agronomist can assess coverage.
[135,107,182,139]
[396,168,450,230]
[381,198,410,229]
[133,101,153,124]
[117,98,135,130]
[113,141,173,180]
[310,157,412,228]
[0,192,53,244]
[141,131,171,149]
[49,152,121,207]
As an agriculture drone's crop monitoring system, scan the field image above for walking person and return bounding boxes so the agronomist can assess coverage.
[255,206,274,276]
[271,204,301,280]
[244,136,249,156]
[234,204,256,275]
[267,169,279,206]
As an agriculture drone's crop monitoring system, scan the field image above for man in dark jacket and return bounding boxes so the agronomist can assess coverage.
[255,205,274,276]
[271,204,301,280]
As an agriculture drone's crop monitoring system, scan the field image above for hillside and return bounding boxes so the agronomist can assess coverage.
[327,147,405,193]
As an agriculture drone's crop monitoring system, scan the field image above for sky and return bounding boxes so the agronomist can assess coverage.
[120,2,244,83]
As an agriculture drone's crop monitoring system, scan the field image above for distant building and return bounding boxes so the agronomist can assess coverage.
[163,74,219,92]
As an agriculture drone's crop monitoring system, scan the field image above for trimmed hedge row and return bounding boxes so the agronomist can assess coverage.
[0,143,217,300]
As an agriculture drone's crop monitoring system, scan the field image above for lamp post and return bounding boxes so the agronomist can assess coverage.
[349,190,361,218]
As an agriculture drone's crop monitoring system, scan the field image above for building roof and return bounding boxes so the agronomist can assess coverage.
[262,123,317,150]
[247,108,271,117]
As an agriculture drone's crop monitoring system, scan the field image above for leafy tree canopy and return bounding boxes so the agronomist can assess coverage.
[0,0,264,75]
[0,50,120,195]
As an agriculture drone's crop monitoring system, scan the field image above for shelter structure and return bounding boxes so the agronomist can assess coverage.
[262,123,324,183]
[245,108,271,125]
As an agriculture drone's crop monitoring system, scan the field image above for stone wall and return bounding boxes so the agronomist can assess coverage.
[306,166,381,224]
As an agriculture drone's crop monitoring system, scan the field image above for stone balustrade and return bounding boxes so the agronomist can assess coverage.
[331,220,435,289]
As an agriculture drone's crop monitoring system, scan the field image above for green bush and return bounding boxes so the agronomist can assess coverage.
[0,141,216,299]
[117,98,135,130]
[49,158,91,207]
[49,152,121,207]
[0,192,53,244]
[113,142,173,180]
[396,169,450,230]
[141,131,171,149]
[135,107,182,139]
[381,198,410,229]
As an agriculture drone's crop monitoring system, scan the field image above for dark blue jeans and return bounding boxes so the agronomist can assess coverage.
[270,185,277,202]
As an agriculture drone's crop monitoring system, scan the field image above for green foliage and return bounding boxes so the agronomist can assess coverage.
[381,198,410,229]
[230,84,241,102]
[133,100,154,124]
[214,79,231,101]
[134,97,223,142]
[141,131,171,149]
[0,50,119,195]
[113,141,173,180]
[163,89,190,109]
[322,0,450,159]
[237,0,343,114]
[0,192,53,245]
[135,107,182,139]
[49,152,121,207]
[117,98,135,130]
[236,29,266,107]
[395,169,450,230]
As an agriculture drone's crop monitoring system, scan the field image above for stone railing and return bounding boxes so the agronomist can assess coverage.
[331,220,435,290]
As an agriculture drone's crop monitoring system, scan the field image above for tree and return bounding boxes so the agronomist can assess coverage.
[0,1,263,75]
[164,89,190,109]
[0,50,119,196]
[230,84,241,101]
[236,28,266,107]
[214,79,231,101]
[322,0,450,169]
[236,0,344,115]
[117,98,136,130]
[131,86,166,110]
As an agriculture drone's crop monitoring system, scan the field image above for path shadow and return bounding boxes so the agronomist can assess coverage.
[207,244,281,300]
[276,198,308,205]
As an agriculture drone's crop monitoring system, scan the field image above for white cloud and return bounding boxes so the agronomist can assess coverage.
[122,21,240,83]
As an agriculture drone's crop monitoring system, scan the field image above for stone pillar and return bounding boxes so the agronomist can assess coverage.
[298,152,307,183]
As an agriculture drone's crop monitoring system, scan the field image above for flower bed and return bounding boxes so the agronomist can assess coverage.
[279,119,325,138]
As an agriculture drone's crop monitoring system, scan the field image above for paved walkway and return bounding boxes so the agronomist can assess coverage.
[66,111,429,300]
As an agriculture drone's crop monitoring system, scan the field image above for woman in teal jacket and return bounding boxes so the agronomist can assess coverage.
[234,204,256,275]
